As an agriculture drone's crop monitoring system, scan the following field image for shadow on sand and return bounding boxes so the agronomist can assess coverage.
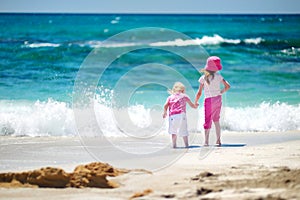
[175,144,246,149]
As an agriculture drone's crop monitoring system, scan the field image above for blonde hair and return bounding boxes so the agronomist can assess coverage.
[168,82,185,94]
[201,69,215,85]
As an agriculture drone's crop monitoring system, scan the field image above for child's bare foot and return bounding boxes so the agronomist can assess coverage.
[215,142,221,147]
[203,143,209,147]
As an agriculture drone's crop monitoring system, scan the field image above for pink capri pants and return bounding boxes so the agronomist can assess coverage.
[203,95,222,129]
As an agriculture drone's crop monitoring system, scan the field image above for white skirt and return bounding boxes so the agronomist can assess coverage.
[168,113,188,137]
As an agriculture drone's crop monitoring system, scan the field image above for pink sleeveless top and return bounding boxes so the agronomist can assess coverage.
[166,93,190,116]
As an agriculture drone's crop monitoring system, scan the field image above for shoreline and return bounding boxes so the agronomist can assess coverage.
[0,130,300,172]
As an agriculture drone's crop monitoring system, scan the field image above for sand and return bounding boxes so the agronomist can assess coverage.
[0,162,129,189]
[0,131,299,199]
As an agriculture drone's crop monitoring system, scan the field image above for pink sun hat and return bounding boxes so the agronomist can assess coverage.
[205,56,223,71]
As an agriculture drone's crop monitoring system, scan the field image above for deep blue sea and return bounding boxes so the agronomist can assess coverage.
[0,14,299,136]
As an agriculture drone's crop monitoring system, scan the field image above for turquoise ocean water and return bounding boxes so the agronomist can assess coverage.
[0,14,299,136]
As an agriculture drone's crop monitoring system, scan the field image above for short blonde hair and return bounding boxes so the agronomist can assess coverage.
[169,82,185,94]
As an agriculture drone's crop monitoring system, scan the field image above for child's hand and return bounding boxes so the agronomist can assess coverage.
[193,103,199,109]
[163,112,167,118]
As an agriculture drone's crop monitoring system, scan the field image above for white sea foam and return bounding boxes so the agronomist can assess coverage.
[1,99,298,137]
[127,105,152,128]
[21,35,263,49]
[222,102,300,132]
[0,99,75,136]
[110,20,119,24]
[93,94,163,138]
[150,34,262,47]
[197,34,241,45]
[23,41,61,48]
[110,16,121,24]
[281,47,300,56]
[70,35,263,49]
[244,37,263,45]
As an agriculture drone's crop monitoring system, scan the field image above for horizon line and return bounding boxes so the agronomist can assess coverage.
[0,11,299,15]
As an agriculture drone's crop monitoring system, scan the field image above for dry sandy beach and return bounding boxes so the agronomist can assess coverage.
[0,131,299,200]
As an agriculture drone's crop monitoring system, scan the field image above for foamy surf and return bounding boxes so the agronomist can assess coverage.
[20,35,264,49]
[0,99,75,137]
[0,98,299,137]
[22,41,61,48]
[150,35,262,46]
[222,102,300,132]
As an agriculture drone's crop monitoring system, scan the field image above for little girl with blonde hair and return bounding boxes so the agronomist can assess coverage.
[163,82,198,148]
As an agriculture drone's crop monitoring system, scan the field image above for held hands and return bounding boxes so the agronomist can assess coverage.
[192,103,198,109]
[163,111,167,118]
[193,102,199,109]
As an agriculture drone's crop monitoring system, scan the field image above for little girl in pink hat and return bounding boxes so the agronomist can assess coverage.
[195,56,230,146]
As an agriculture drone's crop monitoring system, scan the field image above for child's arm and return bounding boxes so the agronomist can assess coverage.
[194,84,204,105]
[163,101,169,118]
[187,99,198,109]
[221,79,230,94]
